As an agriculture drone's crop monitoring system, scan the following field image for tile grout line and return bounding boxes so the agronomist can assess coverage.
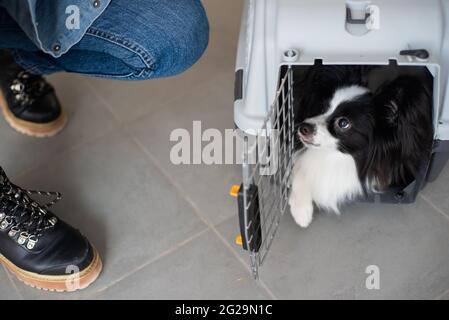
[210,218,278,300]
[2,265,25,300]
[84,70,233,129]
[435,288,449,300]
[419,193,449,300]
[126,131,215,231]
[83,79,123,125]
[8,77,122,182]
[419,193,449,222]
[434,287,449,300]
[85,227,210,299]
[10,125,118,182]
[128,132,278,300]
[81,78,222,298]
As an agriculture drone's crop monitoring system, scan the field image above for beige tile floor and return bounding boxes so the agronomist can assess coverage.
[2,0,449,299]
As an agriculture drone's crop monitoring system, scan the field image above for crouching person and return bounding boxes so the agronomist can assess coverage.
[0,0,209,291]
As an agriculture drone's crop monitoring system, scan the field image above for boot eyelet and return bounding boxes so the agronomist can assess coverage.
[17,232,29,245]
[48,217,58,226]
[0,217,12,230]
[26,236,38,250]
[8,227,19,238]
[1,169,62,253]
[10,83,24,93]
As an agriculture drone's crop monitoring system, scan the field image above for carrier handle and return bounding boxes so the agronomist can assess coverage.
[346,7,371,24]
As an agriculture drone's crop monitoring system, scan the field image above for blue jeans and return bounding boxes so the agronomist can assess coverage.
[0,0,209,80]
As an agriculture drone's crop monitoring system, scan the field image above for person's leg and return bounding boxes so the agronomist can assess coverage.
[0,7,38,51]
[0,1,208,292]
[7,0,210,80]
[1,0,208,135]
[0,0,208,138]
[0,8,103,293]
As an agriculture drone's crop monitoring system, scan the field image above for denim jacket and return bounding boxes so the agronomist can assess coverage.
[0,0,110,58]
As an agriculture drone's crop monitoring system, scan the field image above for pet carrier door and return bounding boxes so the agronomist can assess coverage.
[234,67,295,279]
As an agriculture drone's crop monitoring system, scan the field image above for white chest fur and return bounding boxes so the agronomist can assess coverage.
[289,148,363,227]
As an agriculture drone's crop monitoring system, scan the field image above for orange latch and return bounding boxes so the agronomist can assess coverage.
[235,234,243,246]
[229,184,241,197]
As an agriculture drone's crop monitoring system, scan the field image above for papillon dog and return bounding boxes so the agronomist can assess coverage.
[289,65,433,228]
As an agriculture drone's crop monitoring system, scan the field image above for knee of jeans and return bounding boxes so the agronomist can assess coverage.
[148,1,210,78]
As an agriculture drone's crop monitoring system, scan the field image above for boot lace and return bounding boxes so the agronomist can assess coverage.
[0,168,61,250]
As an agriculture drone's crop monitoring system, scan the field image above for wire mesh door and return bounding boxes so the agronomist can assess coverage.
[238,67,295,279]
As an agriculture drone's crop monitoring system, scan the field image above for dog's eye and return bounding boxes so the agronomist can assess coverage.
[336,117,351,130]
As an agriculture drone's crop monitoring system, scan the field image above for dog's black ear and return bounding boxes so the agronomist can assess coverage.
[380,101,399,127]
[373,80,404,128]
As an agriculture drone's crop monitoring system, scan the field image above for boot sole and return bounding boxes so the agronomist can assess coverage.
[0,247,102,292]
[0,90,67,138]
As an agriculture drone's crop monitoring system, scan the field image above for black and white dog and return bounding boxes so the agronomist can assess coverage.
[289,65,433,228]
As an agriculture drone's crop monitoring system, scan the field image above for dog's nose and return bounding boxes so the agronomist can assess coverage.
[299,122,315,137]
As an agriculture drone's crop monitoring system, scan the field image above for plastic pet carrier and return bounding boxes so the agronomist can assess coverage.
[231,0,449,278]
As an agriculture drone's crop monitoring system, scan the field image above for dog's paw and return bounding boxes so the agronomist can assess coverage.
[289,198,314,228]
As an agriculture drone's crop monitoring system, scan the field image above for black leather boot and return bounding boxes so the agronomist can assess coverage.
[0,50,67,137]
[0,167,102,292]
